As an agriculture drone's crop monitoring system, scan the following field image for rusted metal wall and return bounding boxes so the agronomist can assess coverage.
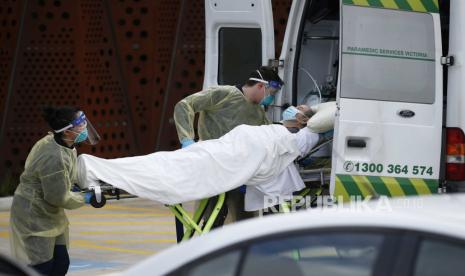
[0,0,293,191]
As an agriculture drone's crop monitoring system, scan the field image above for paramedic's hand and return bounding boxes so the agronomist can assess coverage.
[71,184,81,192]
[181,138,195,148]
[84,192,93,204]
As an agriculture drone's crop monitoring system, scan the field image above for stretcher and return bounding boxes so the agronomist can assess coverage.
[81,139,333,243]
[81,182,227,241]
[77,125,329,241]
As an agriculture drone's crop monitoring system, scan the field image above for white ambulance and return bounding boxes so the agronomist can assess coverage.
[203,0,465,200]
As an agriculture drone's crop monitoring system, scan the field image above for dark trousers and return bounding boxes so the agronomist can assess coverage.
[31,245,69,276]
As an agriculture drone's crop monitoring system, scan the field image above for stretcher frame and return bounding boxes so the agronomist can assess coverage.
[167,193,226,241]
[83,183,227,241]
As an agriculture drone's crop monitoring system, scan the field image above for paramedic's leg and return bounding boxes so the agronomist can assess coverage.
[175,211,184,243]
[224,188,255,224]
[52,230,70,275]
[51,245,69,276]
[32,259,54,275]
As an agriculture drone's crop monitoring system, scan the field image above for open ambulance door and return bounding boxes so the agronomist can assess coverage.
[203,0,275,89]
[331,0,443,201]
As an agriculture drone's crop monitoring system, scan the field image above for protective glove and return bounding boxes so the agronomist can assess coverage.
[181,138,195,148]
[71,184,81,192]
[84,192,93,204]
[282,106,300,121]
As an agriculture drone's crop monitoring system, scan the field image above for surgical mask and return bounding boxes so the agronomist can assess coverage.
[260,95,275,107]
[73,128,88,144]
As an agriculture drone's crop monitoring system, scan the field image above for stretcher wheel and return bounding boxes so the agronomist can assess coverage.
[90,193,106,208]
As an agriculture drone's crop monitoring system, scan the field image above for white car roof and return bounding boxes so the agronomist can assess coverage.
[123,194,465,275]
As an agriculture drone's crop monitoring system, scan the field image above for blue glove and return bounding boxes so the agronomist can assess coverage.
[239,185,246,194]
[71,185,81,192]
[282,106,299,121]
[181,138,195,148]
[84,192,93,204]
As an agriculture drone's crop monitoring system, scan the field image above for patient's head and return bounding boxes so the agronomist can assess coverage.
[282,104,314,132]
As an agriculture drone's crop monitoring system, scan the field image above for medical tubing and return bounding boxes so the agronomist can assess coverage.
[298,67,322,104]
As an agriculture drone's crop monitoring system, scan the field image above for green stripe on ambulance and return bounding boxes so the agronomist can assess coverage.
[335,174,438,202]
[343,0,439,13]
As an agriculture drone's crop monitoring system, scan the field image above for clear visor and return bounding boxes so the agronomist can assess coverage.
[54,111,101,145]
[249,77,283,96]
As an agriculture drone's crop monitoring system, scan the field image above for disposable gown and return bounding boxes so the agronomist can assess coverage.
[9,134,85,265]
[174,85,270,142]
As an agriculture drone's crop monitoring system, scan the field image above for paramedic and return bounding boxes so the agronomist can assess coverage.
[173,66,284,223]
[9,106,100,276]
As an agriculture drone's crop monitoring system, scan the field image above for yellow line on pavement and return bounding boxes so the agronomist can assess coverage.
[0,213,10,218]
[79,231,176,235]
[72,221,174,226]
[0,222,9,227]
[94,205,168,212]
[0,231,9,238]
[69,213,173,218]
[103,239,176,244]
[71,240,156,255]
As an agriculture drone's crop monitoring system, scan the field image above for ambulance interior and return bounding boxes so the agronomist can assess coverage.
[294,0,339,188]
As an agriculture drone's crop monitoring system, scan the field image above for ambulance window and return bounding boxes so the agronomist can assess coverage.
[341,6,435,104]
[218,28,262,85]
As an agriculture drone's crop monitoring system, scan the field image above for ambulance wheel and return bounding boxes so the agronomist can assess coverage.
[90,193,107,208]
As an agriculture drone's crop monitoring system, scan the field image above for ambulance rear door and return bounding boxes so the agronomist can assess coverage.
[331,0,442,201]
[203,0,275,89]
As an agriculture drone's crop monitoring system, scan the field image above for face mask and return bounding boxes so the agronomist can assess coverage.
[73,128,88,144]
[260,95,275,107]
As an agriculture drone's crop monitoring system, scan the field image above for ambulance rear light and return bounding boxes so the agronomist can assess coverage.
[446,128,465,181]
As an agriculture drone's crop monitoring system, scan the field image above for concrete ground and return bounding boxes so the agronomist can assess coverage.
[0,198,194,275]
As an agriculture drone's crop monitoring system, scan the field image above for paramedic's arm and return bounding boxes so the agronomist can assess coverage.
[173,87,230,142]
[40,157,85,209]
[294,127,321,156]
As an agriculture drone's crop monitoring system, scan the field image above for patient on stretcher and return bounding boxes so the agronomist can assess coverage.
[77,103,335,206]
[244,104,333,211]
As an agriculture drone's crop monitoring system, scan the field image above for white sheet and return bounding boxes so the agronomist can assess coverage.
[245,127,320,211]
[245,164,305,211]
[77,124,311,205]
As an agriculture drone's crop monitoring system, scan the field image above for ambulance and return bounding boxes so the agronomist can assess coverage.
[202,0,465,200]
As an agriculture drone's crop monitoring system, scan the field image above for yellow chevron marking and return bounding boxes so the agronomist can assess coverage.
[351,175,372,197]
[353,0,370,6]
[380,176,405,196]
[407,0,427,12]
[410,178,432,195]
[335,177,350,201]
[380,0,399,9]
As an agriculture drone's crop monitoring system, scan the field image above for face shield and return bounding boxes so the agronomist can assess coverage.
[250,70,283,106]
[54,111,101,145]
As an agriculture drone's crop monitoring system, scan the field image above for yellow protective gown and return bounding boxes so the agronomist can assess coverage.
[174,85,271,222]
[174,85,270,142]
[9,134,85,265]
